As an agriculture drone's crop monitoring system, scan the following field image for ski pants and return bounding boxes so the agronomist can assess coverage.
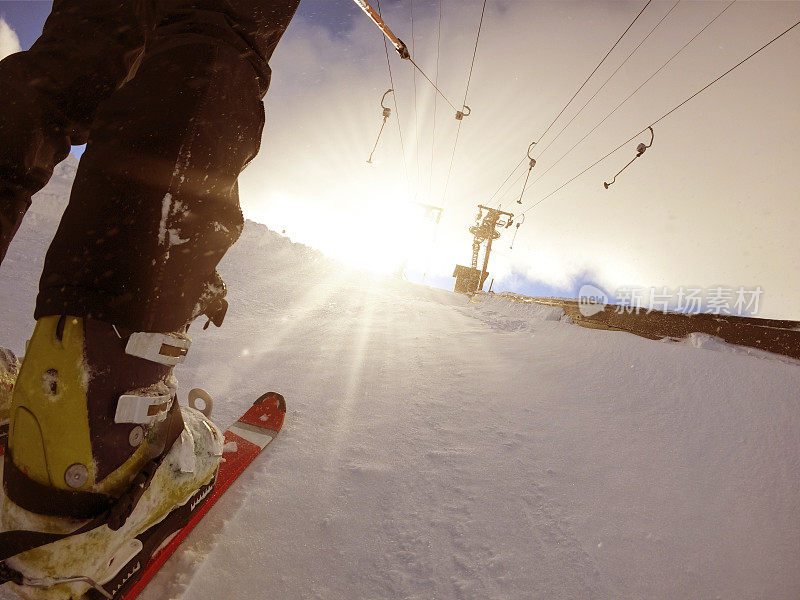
[0,0,300,332]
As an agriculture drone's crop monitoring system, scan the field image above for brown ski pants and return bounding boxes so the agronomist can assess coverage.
[0,0,300,332]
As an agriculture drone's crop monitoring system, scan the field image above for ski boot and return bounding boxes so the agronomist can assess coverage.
[0,347,19,445]
[0,316,223,600]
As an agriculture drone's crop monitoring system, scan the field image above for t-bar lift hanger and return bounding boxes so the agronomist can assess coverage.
[604,126,654,189]
[516,142,537,204]
[367,89,394,164]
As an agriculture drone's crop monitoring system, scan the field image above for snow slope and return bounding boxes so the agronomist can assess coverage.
[1,164,799,599]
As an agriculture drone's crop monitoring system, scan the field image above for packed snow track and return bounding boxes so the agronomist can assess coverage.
[1,163,798,599]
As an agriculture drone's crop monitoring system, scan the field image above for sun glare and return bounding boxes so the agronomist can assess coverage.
[326,197,440,275]
[245,186,458,281]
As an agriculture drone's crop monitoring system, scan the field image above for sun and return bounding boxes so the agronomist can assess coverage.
[324,198,441,276]
[244,189,449,279]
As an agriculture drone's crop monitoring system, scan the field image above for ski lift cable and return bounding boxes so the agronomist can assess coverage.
[440,0,488,208]
[428,0,443,201]
[461,0,488,110]
[375,0,409,185]
[352,0,463,114]
[535,0,681,163]
[440,121,463,208]
[519,16,800,217]
[537,0,653,147]
[407,56,461,113]
[411,0,421,187]
[424,1,446,283]
[487,0,652,207]
[486,158,526,207]
[521,0,736,199]
[495,159,536,208]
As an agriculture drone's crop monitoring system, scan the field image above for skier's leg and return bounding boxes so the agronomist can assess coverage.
[4,3,300,592]
[35,0,301,333]
[0,0,148,264]
[4,1,300,574]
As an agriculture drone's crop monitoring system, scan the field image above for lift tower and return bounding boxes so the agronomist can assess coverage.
[453,205,514,293]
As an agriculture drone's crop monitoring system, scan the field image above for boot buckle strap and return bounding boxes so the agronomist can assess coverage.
[125,332,190,366]
[115,393,173,425]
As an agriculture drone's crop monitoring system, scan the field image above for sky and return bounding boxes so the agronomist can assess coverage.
[1,0,799,318]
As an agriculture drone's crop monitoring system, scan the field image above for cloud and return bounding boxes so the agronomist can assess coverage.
[0,17,22,60]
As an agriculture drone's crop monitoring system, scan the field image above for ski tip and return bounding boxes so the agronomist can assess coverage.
[255,391,286,412]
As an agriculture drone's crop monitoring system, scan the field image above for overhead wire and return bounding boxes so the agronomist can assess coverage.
[519,15,800,217]
[423,0,445,282]
[354,0,462,112]
[535,0,681,163]
[411,0,421,188]
[407,56,461,113]
[460,0,485,110]
[440,0,488,208]
[376,0,409,185]
[487,0,653,207]
[499,0,678,208]
[522,0,737,200]
[537,0,654,147]
[428,0,443,201]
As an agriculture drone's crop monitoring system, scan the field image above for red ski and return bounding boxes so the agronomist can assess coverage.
[112,391,286,600]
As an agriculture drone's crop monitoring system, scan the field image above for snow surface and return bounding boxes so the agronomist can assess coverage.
[1,160,800,599]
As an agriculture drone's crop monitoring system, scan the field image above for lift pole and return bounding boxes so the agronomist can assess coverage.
[469,205,514,291]
[351,0,410,59]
